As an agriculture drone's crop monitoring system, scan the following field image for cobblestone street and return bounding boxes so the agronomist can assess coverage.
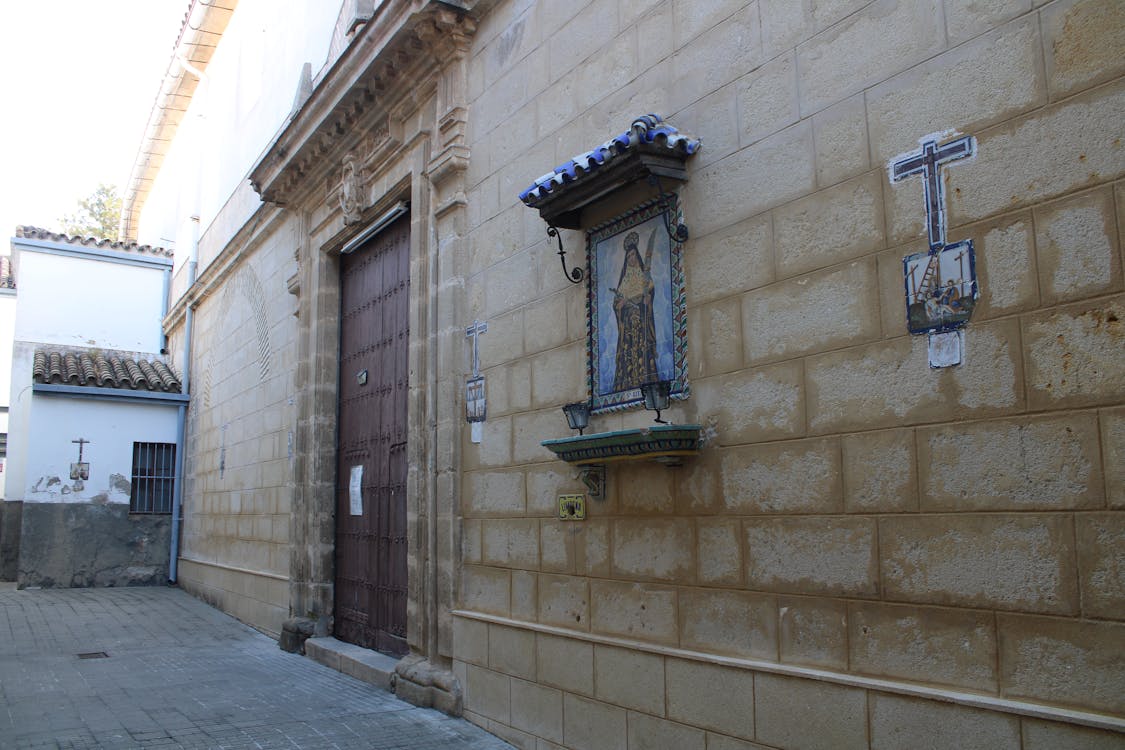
[0,587,512,749]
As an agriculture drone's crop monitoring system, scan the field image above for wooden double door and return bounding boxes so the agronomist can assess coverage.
[334,214,410,655]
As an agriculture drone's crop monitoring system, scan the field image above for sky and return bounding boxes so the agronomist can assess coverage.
[0,1,189,244]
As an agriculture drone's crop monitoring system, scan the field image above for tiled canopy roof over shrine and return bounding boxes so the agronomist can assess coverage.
[519,114,701,206]
[33,348,182,393]
[15,226,173,259]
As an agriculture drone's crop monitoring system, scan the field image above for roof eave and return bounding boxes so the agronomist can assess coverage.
[119,0,239,242]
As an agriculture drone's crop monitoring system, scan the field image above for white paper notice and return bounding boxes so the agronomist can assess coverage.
[471,421,483,444]
[349,465,363,515]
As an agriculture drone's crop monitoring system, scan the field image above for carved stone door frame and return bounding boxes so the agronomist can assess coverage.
[257,4,477,693]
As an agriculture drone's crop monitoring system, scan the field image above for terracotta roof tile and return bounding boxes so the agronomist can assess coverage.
[32,347,182,393]
[15,226,173,259]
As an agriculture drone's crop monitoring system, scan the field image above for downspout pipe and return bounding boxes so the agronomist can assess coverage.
[168,53,206,584]
[161,267,171,354]
[169,301,193,583]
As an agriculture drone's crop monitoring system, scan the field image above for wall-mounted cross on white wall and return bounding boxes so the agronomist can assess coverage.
[72,437,90,463]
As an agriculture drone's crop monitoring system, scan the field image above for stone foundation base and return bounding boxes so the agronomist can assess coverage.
[18,502,170,588]
[279,617,316,653]
[453,613,1125,749]
[0,500,22,581]
[394,654,463,716]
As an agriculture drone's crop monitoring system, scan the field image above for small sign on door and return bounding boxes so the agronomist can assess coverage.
[349,465,363,515]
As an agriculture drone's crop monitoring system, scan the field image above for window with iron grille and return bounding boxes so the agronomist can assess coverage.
[130,442,176,514]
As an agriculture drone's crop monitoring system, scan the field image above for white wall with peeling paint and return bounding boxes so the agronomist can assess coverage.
[21,395,177,504]
[5,239,174,505]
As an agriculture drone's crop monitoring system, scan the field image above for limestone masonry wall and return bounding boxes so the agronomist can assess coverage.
[172,211,299,637]
[454,0,1124,747]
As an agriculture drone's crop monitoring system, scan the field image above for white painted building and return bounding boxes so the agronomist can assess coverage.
[0,254,15,499]
[128,0,347,296]
[4,228,185,587]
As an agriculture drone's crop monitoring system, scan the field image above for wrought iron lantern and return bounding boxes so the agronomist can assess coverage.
[639,380,672,424]
[562,402,591,435]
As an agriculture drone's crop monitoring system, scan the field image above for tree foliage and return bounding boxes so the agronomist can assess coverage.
[58,184,122,240]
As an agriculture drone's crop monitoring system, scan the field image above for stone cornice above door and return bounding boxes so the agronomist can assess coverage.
[249,0,477,208]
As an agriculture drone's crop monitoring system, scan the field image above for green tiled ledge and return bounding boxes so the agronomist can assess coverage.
[541,424,702,466]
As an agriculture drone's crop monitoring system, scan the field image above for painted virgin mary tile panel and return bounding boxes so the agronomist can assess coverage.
[588,197,688,412]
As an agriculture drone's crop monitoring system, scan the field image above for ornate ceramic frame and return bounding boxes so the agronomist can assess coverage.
[586,196,688,413]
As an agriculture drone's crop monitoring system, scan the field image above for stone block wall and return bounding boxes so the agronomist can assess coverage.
[457,0,1124,746]
[172,199,300,637]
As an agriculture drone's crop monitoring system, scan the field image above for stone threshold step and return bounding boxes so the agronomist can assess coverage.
[304,636,398,692]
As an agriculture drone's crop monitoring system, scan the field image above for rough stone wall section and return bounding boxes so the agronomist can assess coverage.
[0,501,22,581]
[17,503,170,588]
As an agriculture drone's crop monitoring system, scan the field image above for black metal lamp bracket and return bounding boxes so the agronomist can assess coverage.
[548,224,585,285]
[578,465,606,500]
[646,173,689,242]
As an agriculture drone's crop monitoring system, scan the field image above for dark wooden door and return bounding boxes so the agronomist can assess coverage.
[335,214,410,655]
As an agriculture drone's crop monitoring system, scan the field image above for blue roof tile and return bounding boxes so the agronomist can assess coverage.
[519,114,701,206]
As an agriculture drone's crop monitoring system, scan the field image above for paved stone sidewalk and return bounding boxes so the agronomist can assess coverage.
[0,587,513,749]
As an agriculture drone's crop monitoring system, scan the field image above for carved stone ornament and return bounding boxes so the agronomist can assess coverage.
[339,154,362,225]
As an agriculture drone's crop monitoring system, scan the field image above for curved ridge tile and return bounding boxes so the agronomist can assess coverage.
[32,350,47,382]
[48,352,63,383]
[123,359,144,389]
[94,355,114,387]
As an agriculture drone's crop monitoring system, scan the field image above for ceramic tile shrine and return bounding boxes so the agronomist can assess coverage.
[891,135,981,366]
